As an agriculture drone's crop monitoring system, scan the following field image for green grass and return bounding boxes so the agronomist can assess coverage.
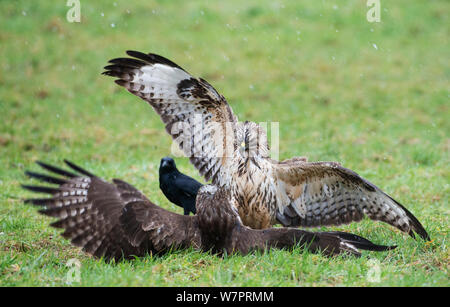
[0,0,448,286]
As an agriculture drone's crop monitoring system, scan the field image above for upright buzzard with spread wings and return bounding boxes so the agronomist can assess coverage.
[22,161,395,261]
[103,51,429,240]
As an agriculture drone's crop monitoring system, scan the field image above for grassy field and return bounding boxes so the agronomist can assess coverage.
[0,0,448,286]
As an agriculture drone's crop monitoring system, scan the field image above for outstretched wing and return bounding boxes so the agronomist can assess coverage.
[238,228,396,257]
[22,160,200,261]
[196,186,396,257]
[273,161,430,240]
[103,51,238,185]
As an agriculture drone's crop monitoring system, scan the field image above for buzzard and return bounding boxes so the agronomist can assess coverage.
[159,156,203,215]
[103,51,429,240]
[22,161,395,261]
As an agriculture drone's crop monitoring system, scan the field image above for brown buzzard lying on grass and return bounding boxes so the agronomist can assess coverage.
[22,161,395,261]
[103,51,430,240]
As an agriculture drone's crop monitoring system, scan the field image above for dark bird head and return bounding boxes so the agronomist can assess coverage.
[196,186,240,221]
[159,156,177,174]
[196,185,241,254]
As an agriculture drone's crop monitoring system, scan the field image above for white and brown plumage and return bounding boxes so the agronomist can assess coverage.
[103,51,430,240]
[22,161,395,261]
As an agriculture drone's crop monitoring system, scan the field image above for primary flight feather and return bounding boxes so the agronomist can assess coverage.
[103,50,430,240]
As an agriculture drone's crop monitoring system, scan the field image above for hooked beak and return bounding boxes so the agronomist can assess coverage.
[239,141,249,154]
[161,158,173,168]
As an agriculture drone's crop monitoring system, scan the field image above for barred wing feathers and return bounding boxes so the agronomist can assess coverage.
[274,161,430,240]
[103,51,238,185]
[22,161,200,261]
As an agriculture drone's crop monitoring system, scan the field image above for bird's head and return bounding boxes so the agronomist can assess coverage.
[197,184,219,198]
[196,185,224,214]
[196,185,241,253]
[159,156,177,173]
[236,121,269,162]
[196,185,239,223]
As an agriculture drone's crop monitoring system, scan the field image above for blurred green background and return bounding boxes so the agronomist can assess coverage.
[0,0,448,286]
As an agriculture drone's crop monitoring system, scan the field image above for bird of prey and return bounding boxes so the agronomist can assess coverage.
[159,156,203,215]
[22,160,395,261]
[103,50,430,240]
